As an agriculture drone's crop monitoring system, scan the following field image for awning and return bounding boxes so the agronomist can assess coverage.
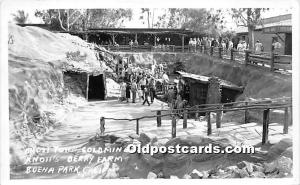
[262,26,292,34]
[176,71,244,91]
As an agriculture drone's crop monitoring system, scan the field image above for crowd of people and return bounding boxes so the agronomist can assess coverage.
[101,35,283,56]
[188,36,282,55]
[117,60,188,113]
[118,62,168,106]
[188,37,235,53]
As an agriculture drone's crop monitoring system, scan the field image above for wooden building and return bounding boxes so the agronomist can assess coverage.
[17,24,203,52]
[235,14,292,55]
[68,28,203,52]
[176,71,244,106]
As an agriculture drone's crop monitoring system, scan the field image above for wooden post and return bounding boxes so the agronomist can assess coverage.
[195,112,199,121]
[216,105,222,128]
[230,49,234,61]
[136,119,139,135]
[181,35,185,52]
[157,110,162,127]
[270,52,275,72]
[244,102,249,124]
[112,34,115,44]
[262,109,270,145]
[86,74,89,100]
[100,117,105,135]
[171,116,176,138]
[289,107,293,126]
[218,47,222,59]
[283,107,289,134]
[183,109,187,129]
[207,112,211,135]
[103,73,107,100]
[84,33,89,42]
[245,50,250,65]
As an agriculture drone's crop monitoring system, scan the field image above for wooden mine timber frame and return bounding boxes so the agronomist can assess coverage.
[86,73,89,100]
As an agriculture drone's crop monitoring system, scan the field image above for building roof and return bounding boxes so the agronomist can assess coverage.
[17,23,204,36]
[235,14,292,34]
[177,71,244,91]
[74,27,202,36]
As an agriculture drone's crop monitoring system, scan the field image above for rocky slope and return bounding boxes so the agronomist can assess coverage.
[8,24,115,166]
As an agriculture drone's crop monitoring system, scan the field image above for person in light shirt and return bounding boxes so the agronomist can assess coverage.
[228,40,233,50]
[255,40,264,54]
[272,38,282,54]
[237,40,244,51]
[162,72,169,83]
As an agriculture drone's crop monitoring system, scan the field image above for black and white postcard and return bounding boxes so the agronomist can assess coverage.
[0,0,299,184]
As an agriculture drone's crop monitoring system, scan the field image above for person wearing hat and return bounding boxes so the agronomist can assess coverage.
[255,40,263,54]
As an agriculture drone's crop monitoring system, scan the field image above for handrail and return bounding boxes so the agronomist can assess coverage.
[100,100,292,145]
[151,97,292,112]
[103,102,291,121]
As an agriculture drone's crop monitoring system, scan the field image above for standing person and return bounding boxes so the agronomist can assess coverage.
[129,40,133,47]
[228,40,233,51]
[139,76,146,91]
[125,82,131,103]
[188,38,193,52]
[221,40,226,51]
[127,65,133,80]
[121,68,125,81]
[255,40,263,54]
[137,73,142,84]
[272,38,282,54]
[162,72,169,93]
[120,81,126,102]
[237,40,243,51]
[142,87,150,106]
[173,86,178,99]
[149,77,156,103]
[242,41,247,50]
[131,80,137,103]
[167,87,175,108]
[138,86,143,102]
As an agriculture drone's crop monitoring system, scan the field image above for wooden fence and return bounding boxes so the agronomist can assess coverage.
[100,97,292,145]
[245,51,292,72]
[100,44,291,73]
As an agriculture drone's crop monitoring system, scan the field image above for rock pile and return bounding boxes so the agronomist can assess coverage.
[81,133,293,179]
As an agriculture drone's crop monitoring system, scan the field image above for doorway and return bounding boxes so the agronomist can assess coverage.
[88,74,105,100]
[285,33,292,55]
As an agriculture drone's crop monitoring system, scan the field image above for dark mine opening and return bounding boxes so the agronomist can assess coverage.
[88,74,105,101]
[221,88,242,104]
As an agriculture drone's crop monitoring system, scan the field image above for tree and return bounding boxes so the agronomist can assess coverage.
[151,9,224,37]
[12,10,29,24]
[139,8,155,28]
[231,8,268,50]
[34,9,133,31]
[86,9,132,28]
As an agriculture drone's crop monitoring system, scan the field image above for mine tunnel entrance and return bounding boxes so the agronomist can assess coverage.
[88,74,105,101]
[221,88,242,104]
